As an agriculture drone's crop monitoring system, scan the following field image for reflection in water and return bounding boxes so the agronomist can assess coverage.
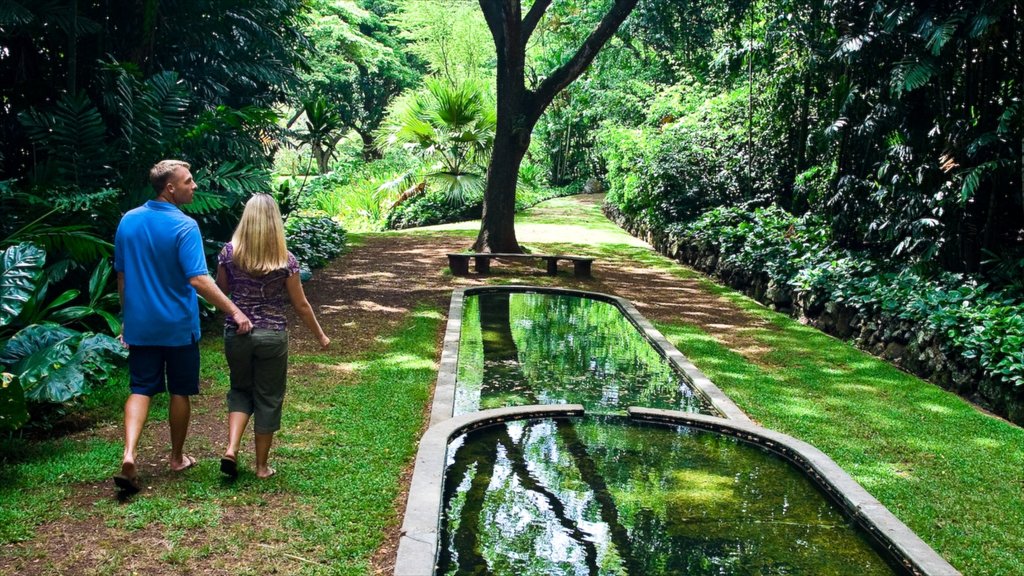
[455,292,715,415]
[438,417,901,576]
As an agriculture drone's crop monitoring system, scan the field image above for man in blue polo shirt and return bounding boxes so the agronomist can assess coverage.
[113,159,253,495]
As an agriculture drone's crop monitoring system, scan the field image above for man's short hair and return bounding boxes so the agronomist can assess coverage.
[150,160,191,195]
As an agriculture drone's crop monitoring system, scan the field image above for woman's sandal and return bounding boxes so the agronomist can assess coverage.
[219,455,238,480]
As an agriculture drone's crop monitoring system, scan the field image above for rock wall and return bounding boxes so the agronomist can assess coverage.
[604,203,1024,425]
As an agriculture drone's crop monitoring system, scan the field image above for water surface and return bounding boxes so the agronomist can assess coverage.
[455,292,715,416]
[438,416,901,576]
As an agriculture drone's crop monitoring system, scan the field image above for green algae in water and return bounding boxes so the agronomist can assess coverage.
[455,292,715,415]
[438,416,902,576]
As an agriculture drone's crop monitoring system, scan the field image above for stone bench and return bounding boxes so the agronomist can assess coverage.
[447,253,595,277]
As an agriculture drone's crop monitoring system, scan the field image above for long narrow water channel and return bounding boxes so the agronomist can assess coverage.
[454,291,715,416]
[441,290,903,575]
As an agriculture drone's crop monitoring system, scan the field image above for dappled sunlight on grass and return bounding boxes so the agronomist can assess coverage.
[656,316,1024,575]
[917,403,953,415]
[376,353,437,370]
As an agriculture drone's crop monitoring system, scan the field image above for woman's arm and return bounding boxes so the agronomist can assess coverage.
[285,274,330,349]
[215,263,229,294]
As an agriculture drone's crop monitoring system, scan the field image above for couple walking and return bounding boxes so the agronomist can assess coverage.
[112,160,330,494]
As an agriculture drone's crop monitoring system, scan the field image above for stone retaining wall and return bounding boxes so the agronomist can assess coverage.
[603,203,1024,425]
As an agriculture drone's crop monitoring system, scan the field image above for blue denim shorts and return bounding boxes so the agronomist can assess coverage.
[128,341,201,396]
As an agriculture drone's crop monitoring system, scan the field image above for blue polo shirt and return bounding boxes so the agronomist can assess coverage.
[114,200,208,346]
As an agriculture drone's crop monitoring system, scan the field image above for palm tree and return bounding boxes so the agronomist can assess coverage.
[377,78,496,207]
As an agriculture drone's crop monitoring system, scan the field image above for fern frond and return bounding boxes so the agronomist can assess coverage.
[926,16,961,55]
[0,0,34,26]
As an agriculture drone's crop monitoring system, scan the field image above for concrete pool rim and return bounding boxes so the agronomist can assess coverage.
[395,405,959,575]
[395,285,960,575]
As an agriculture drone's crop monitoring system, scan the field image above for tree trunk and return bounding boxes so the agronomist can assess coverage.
[473,0,639,253]
[475,133,527,252]
[359,131,381,162]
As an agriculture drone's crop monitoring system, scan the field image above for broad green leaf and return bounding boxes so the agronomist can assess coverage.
[0,323,77,366]
[0,243,45,327]
[0,372,29,432]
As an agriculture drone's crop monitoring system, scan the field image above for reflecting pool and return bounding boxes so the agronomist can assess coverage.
[438,416,901,576]
[455,292,715,416]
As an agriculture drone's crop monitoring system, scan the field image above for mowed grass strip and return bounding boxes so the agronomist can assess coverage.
[276,307,442,573]
[657,320,1024,576]
[0,306,443,575]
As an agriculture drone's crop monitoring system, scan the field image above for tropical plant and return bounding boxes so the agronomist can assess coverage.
[377,78,496,205]
[295,96,347,175]
[0,243,126,431]
[285,211,348,269]
[301,0,422,161]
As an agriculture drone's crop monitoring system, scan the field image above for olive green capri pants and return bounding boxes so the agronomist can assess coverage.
[224,328,289,434]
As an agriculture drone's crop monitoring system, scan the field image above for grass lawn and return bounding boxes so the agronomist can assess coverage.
[0,306,444,574]
[1,193,1022,575]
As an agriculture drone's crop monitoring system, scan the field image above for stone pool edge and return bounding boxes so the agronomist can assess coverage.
[396,285,958,575]
[394,404,585,576]
[630,407,961,576]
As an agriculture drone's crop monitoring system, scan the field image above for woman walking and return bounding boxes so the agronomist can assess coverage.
[216,193,330,479]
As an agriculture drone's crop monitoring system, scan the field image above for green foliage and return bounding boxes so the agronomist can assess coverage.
[600,85,753,228]
[0,243,45,327]
[299,0,421,161]
[390,0,492,83]
[0,324,126,404]
[377,78,496,205]
[677,205,1024,397]
[385,162,572,230]
[0,371,28,432]
[284,211,348,269]
[0,243,125,429]
[385,187,482,230]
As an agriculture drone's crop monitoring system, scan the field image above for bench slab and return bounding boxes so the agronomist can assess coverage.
[447,253,594,277]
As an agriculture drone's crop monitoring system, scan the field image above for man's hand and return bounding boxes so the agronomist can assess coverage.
[232,311,253,335]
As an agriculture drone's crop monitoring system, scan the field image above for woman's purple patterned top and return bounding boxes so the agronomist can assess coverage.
[218,242,300,331]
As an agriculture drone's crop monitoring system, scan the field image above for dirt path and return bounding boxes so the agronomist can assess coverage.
[3,195,774,575]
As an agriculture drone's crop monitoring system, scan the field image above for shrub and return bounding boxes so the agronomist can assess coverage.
[284,211,347,269]
[1,243,126,431]
[674,205,1024,401]
[385,188,482,230]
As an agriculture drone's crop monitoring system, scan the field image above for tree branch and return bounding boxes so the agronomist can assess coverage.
[522,0,552,42]
[478,0,507,49]
[525,0,639,124]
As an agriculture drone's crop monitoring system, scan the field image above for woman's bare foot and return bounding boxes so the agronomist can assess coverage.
[256,466,276,479]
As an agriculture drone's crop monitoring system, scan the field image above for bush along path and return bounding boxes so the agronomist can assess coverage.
[0,194,1021,575]
[604,202,1024,426]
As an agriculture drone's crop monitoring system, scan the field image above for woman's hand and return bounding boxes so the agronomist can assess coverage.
[318,333,331,350]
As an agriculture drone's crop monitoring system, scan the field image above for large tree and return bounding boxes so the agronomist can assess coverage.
[474,0,640,253]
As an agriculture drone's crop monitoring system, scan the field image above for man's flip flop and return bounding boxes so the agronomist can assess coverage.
[172,455,198,472]
[220,456,238,479]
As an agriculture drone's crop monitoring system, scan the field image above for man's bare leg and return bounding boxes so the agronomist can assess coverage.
[121,393,151,478]
[168,394,194,471]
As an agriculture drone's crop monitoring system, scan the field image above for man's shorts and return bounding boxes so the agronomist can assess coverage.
[128,342,201,396]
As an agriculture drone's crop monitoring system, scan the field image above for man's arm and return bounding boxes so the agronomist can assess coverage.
[117,272,126,344]
[189,274,253,334]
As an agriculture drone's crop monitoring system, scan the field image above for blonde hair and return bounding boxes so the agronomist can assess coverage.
[150,160,190,194]
[231,193,289,276]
